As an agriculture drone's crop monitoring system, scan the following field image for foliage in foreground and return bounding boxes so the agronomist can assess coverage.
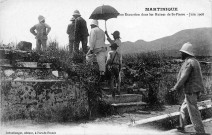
[37,40,212,105]
[2,40,211,119]
[123,52,212,104]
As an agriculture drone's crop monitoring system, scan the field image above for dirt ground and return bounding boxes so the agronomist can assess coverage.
[2,104,212,135]
[90,104,180,125]
[2,115,212,135]
[166,119,212,135]
[0,105,179,133]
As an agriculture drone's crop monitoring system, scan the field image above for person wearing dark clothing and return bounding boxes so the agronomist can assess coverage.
[67,17,75,54]
[72,10,89,54]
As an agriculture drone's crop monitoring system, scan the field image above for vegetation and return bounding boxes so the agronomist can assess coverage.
[25,40,212,104]
[38,40,211,105]
[1,40,212,119]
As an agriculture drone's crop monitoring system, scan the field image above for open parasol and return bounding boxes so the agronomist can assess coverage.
[89,5,119,30]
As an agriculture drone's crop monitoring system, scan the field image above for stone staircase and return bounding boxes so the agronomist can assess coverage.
[101,86,147,114]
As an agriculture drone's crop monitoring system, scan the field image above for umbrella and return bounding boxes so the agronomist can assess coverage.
[89,5,119,30]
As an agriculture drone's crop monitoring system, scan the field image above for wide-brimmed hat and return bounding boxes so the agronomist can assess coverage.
[110,43,119,48]
[38,15,45,22]
[73,10,81,16]
[111,31,120,38]
[90,19,98,26]
[179,42,195,56]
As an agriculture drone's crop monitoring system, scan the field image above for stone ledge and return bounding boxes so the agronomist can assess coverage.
[104,94,143,104]
[112,101,147,107]
[127,100,212,130]
[2,79,65,82]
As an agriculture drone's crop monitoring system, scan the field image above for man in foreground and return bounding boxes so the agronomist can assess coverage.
[170,42,206,134]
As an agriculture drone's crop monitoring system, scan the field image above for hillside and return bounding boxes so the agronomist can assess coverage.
[122,27,212,56]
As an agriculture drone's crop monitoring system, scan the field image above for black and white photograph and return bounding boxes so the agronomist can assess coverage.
[0,0,212,135]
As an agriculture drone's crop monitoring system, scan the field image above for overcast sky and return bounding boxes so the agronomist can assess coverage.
[0,0,211,49]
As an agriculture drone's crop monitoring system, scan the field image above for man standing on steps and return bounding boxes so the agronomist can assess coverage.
[106,43,121,98]
[87,20,107,83]
[105,30,122,92]
[72,10,89,55]
[30,15,51,51]
[170,42,206,134]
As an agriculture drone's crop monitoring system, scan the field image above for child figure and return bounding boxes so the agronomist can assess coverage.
[106,43,121,98]
[105,30,122,89]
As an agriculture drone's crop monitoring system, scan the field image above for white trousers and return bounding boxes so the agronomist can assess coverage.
[96,51,106,73]
[179,94,205,133]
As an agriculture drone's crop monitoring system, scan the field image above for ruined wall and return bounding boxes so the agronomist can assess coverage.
[158,73,212,104]
[0,73,89,122]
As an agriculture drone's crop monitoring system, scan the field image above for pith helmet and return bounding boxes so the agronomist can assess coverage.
[111,31,120,38]
[179,42,195,56]
[38,15,45,22]
[73,10,81,16]
[90,20,98,26]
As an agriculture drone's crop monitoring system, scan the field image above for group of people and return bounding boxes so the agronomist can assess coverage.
[87,19,122,94]
[30,10,123,94]
[66,10,122,94]
[29,10,208,135]
[30,10,89,54]
[66,10,89,54]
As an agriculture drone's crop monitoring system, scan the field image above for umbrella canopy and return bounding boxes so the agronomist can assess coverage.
[89,5,120,20]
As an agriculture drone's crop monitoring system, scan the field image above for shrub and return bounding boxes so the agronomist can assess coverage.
[122,52,212,105]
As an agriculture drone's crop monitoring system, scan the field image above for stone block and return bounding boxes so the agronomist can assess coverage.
[17,41,32,51]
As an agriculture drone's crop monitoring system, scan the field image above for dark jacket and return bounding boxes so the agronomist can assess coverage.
[74,16,89,40]
[67,22,75,40]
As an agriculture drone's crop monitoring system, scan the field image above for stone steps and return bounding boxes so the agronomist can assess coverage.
[102,93,147,114]
[103,94,143,104]
[0,59,11,66]
[111,101,147,114]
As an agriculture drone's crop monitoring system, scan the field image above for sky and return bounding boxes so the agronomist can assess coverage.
[0,0,211,49]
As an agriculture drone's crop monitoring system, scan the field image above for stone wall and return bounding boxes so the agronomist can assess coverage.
[0,79,89,122]
[158,72,212,104]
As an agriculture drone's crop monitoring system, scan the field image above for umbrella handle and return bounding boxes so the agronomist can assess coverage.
[105,20,107,31]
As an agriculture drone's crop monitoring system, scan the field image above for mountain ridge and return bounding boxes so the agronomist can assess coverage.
[122,27,212,56]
